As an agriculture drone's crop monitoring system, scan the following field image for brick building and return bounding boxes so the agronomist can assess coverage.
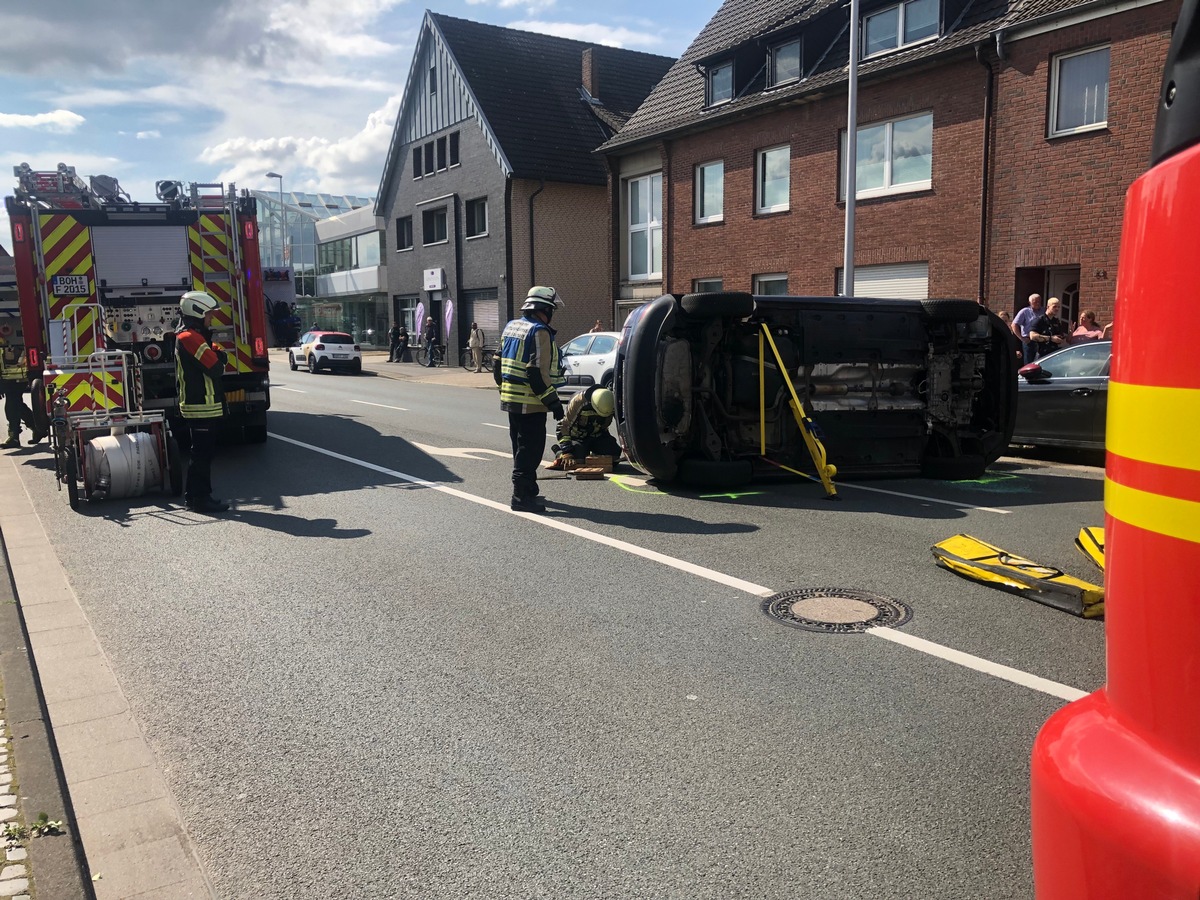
[600,0,1180,328]
[375,13,672,348]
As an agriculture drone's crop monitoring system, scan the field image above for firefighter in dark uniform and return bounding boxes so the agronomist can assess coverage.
[1,335,42,449]
[175,291,230,513]
[494,286,566,513]
[547,385,619,470]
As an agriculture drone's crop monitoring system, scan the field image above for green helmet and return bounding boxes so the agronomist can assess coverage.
[522,286,563,314]
[590,387,614,418]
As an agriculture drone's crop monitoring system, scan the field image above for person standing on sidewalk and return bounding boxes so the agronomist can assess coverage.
[1,335,43,449]
[468,321,485,372]
[422,316,438,367]
[176,291,230,514]
[387,321,402,362]
[495,287,566,513]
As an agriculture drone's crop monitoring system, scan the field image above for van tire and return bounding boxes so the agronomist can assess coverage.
[680,292,755,319]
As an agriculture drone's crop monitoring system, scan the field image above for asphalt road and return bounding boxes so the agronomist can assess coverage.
[4,363,1107,899]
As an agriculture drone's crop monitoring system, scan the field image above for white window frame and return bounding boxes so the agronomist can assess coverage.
[708,62,733,106]
[627,172,663,281]
[863,0,939,58]
[1049,45,1110,138]
[756,145,791,214]
[695,160,724,224]
[465,198,488,239]
[754,273,789,295]
[840,112,933,200]
[770,39,802,87]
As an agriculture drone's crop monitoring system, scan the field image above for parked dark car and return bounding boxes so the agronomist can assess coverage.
[615,292,1018,487]
[1012,341,1110,450]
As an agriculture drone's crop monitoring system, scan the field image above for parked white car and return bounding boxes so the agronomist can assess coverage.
[289,331,363,374]
[557,331,620,401]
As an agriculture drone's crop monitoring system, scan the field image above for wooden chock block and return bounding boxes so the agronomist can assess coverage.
[583,455,613,473]
[573,467,606,480]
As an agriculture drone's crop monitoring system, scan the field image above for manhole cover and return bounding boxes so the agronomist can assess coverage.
[763,588,912,634]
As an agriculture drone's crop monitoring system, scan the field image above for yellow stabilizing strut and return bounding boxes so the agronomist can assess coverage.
[758,324,838,498]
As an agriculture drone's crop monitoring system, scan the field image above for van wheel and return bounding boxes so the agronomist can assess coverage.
[680,292,755,319]
[678,457,754,488]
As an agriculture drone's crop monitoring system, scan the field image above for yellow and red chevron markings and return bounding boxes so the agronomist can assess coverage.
[188,215,250,373]
[46,368,125,413]
[39,213,103,357]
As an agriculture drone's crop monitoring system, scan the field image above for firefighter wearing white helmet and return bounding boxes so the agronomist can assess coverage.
[175,291,230,513]
[547,385,620,470]
[494,286,567,513]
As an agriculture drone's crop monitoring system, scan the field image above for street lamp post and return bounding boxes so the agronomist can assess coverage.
[266,171,284,268]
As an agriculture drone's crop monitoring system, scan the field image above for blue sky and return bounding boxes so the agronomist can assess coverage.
[0,0,716,253]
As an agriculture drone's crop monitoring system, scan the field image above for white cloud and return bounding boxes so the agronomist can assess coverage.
[0,110,86,133]
[198,93,402,197]
[466,0,557,9]
[136,130,161,140]
[507,19,665,49]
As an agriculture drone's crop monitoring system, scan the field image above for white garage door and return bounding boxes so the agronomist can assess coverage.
[463,289,501,345]
[837,262,929,300]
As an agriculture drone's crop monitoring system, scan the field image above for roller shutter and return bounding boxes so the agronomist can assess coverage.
[463,289,501,346]
[91,226,191,288]
[837,262,929,299]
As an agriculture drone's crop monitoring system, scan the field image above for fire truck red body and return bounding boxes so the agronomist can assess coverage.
[5,163,271,442]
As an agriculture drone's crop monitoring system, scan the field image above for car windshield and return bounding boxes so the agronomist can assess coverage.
[590,335,617,354]
[562,336,593,356]
[320,333,354,345]
[1039,343,1110,378]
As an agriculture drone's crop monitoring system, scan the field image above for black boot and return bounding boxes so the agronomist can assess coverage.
[1,432,20,450]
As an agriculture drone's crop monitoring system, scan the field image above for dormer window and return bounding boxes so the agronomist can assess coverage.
[708,62,733,106]
[864,0,938,57]
[770,40,801,87]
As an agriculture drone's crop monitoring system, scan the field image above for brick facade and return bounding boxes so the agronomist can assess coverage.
[988,2,1177,323]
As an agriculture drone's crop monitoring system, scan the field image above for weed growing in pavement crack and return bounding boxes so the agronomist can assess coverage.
[29,812,64,837]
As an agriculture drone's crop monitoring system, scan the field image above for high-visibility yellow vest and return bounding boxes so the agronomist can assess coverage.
[498,317,563,409]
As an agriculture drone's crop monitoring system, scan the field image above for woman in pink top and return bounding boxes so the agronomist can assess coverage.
[1071,309,1112,343]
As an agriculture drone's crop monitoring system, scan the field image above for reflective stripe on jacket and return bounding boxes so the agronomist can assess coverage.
[175,327,225,419]
[559,385,613,441]
[498,316,563,413]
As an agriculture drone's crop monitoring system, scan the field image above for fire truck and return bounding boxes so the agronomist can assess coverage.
[5,162,272,445]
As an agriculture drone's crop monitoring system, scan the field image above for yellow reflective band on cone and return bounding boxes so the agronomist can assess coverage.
[1105,478,1200,546]
[1108,381,1200,473]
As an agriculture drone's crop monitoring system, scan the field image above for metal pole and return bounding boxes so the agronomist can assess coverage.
[843,0,860,297]
[278,179,285,269]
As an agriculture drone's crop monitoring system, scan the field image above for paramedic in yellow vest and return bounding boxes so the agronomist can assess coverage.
[547,385,619,470]
[1,335,42,449]
[494,286,566,513]
[175,291,229,513]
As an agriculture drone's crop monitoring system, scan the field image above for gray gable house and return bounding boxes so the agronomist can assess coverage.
[599,0,1178,326]
[376,12,673,348]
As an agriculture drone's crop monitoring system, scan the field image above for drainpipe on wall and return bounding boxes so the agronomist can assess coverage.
[529,178,545,285]
[976,43,996,306]
[661,140,672,295]
[504,177,514,320]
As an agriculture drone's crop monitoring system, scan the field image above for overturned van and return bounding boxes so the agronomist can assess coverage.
[614,291,1018,487]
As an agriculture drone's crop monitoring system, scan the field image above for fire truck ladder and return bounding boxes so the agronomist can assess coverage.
[188,183,248,352]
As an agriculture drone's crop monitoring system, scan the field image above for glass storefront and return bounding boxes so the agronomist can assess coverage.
[307,294,389,346]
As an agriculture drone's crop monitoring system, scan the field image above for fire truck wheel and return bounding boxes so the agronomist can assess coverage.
[30,379,49,435]
[65,448,80,511]
[288,353,298,371]
[243,424,268,444]
[166,437,183,496]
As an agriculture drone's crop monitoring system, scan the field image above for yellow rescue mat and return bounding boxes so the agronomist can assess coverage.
[1074,526,1105,571]
[931,534,1105,619]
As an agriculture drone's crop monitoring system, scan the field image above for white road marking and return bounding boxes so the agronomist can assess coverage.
[835,481,1012,514]
[350,400,409,412]
[274,387,306,393]
[411,442,510,461]
[271,433,1087,703]
[483,423,508,430]
[867,628,1088,702]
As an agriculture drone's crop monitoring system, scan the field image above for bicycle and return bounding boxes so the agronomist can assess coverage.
[461,345,496,371]
[415,343,446,367]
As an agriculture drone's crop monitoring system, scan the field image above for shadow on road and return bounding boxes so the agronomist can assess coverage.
[542,498,760,535]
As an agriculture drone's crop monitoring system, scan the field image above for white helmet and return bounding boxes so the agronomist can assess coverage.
[180,290,219,319]
[522,286,564,314]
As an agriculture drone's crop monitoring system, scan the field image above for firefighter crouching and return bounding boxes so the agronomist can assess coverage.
[1,336,45,449]
[175,291,230,513]
[494,286,566,513]
[547,386,619,470]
